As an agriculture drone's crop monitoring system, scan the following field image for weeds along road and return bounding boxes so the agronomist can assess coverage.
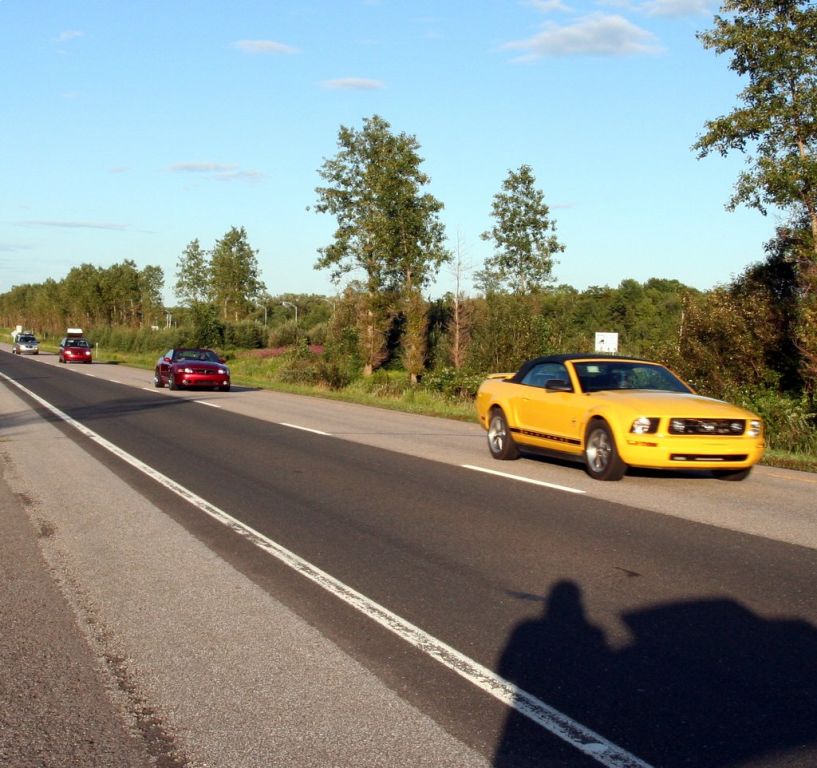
[2,347,817,768]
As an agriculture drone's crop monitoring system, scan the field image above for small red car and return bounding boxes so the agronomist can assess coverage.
[153,348,231,391]
[58,337,93,364]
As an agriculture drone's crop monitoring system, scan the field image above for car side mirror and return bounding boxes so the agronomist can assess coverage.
[545,379,573,392]
[218,357,226,364]
[163,356,172,363]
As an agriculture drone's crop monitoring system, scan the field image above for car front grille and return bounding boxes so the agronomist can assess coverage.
[670,454,749,462]
[668,418,746,435]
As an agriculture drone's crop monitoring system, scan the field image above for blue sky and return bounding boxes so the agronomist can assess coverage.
[1,0,781,304]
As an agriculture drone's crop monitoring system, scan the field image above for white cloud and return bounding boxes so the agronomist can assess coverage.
[641,0,711,16]
[169,162,263,182]
[18,220,126,231]
[57,30,84,43]
[170,162,238,173]
[233,40,299,55]
[503,13,663,58]
[213,170,265,183]
[524,0,572,13]
[321,78,385,91]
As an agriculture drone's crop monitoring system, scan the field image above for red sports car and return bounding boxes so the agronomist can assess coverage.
[58,337,93,364]
[153,348,231,391]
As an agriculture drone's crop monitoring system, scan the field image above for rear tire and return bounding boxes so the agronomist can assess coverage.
[584,421,626,481]
[153,372,164,388]
[713,467,752,481]
[487,409,519,460]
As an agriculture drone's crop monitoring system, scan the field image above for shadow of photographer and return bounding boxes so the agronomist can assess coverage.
[494,580,817,767]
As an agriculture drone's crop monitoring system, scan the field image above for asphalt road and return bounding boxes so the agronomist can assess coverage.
[2,348,816,768]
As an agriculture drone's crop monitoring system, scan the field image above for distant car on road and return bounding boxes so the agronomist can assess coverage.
[12,334,39,355]
[153,348,231,391]
[475,353,765,481]
[58,337,92,364]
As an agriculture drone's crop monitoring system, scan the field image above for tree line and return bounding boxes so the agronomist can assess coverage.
[1,0,814,448]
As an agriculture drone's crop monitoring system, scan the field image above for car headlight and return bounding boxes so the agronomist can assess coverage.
[630,416,659,434]
[182,366,194,373]
[219,367,229,375]
[747,419,762,437]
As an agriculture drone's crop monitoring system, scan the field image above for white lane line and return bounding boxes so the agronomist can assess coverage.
[462,464,586,495]
[0,372,650,768]
[195,401,222,409]
[280,422,331,436]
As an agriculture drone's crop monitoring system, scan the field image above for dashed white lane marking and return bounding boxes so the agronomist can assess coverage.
[462,464,586,495]
[195,401,222,409]
[280,422,331,436]
[1,372,651,768]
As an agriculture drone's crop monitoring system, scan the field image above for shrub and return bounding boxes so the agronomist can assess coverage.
[724,385,817,454]
[422,366,484,400]
[224,321,265,349]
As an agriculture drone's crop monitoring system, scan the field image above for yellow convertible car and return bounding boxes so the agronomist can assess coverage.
[475,354,764,481]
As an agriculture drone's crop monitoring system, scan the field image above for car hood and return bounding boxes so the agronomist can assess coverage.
[589,390,759,419]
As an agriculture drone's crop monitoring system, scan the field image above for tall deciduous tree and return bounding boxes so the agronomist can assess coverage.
[175,238,211,307]
[694,0,817,393]
[314,114,449,375]
[478,164,564,294]
[210,227,266,322]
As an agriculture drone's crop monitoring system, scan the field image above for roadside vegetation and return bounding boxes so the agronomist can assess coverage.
[3,0,816,471]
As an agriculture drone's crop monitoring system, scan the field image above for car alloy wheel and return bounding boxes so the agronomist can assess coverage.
[487,409,519,460]
[584,421,626,481]
[153,372,164,388]
[168,374,179,391]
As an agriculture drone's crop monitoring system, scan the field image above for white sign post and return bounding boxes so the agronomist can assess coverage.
[595,332,619,353]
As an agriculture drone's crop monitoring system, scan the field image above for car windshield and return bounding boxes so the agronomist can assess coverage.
[175,349,219,363]
[67,339,89,348]
[19,336,36,343]
[573,361,691,394]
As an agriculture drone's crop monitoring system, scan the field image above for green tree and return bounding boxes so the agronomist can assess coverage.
[694,0,817,393]
[138,265,165,328]
[477,164,564,294]
[694,0,817,249]
[210,227,266,322]
[175,238,211,307]
[314,114,449,375]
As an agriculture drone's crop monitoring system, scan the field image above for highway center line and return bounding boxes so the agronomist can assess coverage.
[0,372,651,768]
[280,422,331,436]
[462,464,586,495]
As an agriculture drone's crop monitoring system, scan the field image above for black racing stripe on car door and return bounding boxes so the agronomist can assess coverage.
[510,427,582,446]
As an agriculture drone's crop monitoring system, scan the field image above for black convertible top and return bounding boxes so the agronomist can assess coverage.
[509,353,651,383]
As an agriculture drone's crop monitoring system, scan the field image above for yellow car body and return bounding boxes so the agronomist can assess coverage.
[475,354,764,481]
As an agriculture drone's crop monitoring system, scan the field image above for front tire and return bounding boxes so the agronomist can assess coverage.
[487,409,519,460]
[584,421,626,481]
[168,374,179,391]
[713,467,752,481]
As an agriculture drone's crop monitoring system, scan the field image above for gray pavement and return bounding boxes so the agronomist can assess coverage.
[0,378,490,767]
[0,453,158,768]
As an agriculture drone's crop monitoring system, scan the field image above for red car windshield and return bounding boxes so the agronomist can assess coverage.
[174,349,220,363]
